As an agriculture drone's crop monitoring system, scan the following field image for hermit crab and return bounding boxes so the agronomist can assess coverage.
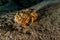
[14,9,38,27]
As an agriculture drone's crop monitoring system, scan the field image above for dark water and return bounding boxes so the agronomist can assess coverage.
[0,0,43,12]
[0,0,60,13]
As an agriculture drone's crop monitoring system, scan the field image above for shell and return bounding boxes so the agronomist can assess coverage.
[14,9,38,27]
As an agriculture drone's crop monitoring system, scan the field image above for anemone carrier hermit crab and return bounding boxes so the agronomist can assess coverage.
[14,9,38,27]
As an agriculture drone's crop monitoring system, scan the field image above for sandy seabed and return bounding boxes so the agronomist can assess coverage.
[0,3,60,40]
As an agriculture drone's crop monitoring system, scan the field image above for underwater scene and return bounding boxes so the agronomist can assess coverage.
[0,0,60,40]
